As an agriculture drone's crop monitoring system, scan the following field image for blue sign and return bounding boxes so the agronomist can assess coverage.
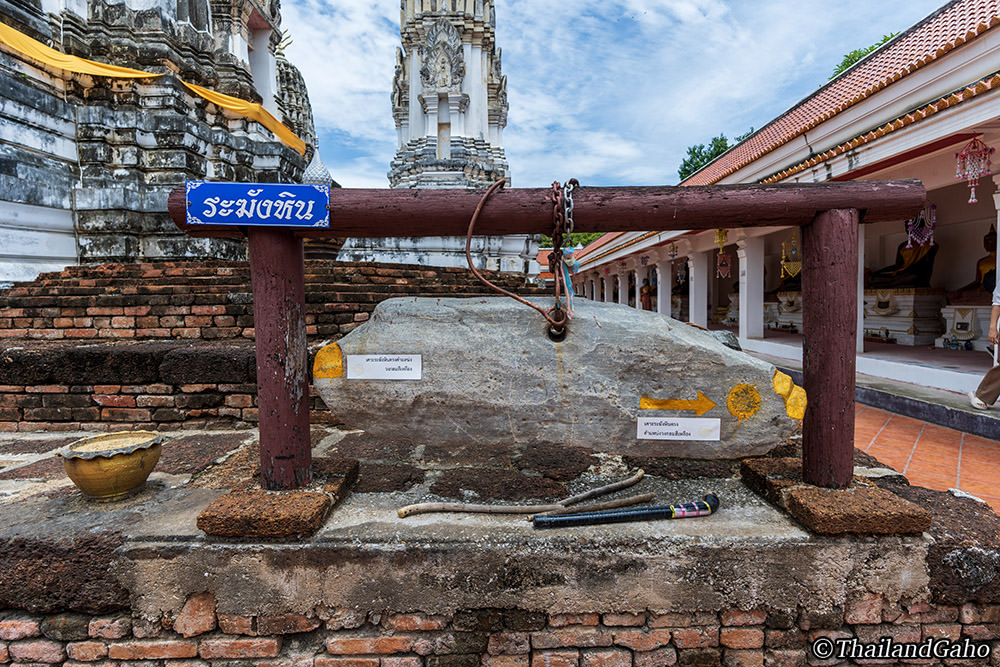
[186,181,330,228]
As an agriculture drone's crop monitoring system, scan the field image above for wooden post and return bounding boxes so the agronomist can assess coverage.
[248,228,311,490]
[801,208,859,488]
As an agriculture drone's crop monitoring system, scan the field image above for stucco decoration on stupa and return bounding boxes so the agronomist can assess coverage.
[419,20,464,94]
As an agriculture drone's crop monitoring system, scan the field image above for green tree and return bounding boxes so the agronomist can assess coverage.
[678,134,731,181]
[539,232,605,249]
[829,33,898,80]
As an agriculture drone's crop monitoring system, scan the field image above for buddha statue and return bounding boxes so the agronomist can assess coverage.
[865,220,938,289]
[946,226,996,305]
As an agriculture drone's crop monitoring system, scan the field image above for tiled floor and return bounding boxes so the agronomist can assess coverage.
[856,403,1000,511]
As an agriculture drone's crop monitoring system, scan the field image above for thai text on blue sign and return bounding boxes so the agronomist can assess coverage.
[186,182,330,228]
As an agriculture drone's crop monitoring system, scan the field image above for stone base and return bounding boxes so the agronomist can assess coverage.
[862,288,946,345]
[1,437,999,665]
[337,234,538,274]
[740,457,932,535]
[196,457,358,538]
[670,294,689,321]
[936,304,993,351]
[196,490,332,538]
[766,290,947,345]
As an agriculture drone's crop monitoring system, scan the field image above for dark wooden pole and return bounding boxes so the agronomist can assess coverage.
[167,180,926,238]
[801,208,859,488]
[247,228,311,490]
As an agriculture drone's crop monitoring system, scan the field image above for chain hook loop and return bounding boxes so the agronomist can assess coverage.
[465,177,579,342]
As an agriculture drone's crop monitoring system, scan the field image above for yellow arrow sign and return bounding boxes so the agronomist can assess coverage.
[640,391,717,416]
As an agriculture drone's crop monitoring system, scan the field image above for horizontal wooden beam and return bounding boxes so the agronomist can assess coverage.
[168,180,926,238]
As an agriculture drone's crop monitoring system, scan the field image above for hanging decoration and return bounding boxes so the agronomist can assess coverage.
[955,137,994,204]
[714,229,731,278]
[780,230,802,279]
[905,204,936,248]
[667,243,678,259]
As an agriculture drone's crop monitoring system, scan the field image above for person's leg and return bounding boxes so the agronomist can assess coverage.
[971,364,1000,407]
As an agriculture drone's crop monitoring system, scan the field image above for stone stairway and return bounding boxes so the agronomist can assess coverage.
[0,260,543,342]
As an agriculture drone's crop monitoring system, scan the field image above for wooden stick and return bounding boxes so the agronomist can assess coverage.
[398,501,563,518]
[398,470,648,518]
[561,469,645,506]
[532,492,657,517]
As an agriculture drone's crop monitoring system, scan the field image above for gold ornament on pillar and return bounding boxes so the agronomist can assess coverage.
[780,230,802,279]
[715,229,731,278]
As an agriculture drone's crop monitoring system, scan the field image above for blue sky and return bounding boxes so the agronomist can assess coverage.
[281,0,948,188]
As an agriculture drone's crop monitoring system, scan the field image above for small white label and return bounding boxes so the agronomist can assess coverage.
[345,354,422,380]
[637,417,721,441]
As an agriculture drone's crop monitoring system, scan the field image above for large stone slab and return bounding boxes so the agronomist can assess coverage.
[313,298,803,458]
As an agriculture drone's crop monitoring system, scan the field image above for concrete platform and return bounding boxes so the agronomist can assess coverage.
[0,426,997,665]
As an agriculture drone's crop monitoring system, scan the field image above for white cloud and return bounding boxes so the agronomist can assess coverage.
[281,0,946,188]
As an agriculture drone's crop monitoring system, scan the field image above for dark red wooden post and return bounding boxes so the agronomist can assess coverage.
[247,228,311,489]
[801,208,859,488]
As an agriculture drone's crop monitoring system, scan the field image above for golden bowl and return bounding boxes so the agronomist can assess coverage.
[57,431,163,501]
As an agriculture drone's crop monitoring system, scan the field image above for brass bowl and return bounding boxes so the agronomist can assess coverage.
[57,431,163,501]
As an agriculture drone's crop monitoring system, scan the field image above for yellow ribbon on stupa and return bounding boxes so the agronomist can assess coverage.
[0,20,162,78]
[0,20,305,155]
[180,81,305,156]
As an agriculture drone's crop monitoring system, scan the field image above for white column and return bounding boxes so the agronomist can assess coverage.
[421,95,439,140]
[616,273,625,305]
[408,54,424,138]
[655,259,671,316]
[994,175,1000,255]
[737,237,764,340]
[601,276,608,302]
[689,252,709,328]
[857,230,866,353]
[633,267,641,309]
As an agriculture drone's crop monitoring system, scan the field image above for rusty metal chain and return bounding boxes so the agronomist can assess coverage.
[465,177,578,340]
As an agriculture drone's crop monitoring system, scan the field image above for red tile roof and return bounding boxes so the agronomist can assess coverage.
[682,0,1000,186]
[763,70,1000,183]
[576,232,625,261]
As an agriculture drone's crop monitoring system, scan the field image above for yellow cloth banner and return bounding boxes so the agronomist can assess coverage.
[0,20,162,78]
[181,80,305,156]
[0,20,306,156]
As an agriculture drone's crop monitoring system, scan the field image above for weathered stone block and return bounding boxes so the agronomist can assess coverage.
[196,490,331,538]
[314,299,800,458]
[784,486,931,535]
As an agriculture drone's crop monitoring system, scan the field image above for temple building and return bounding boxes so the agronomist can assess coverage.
[0,0,321,285]
[572,0,1000,393]
[336,0,537,274]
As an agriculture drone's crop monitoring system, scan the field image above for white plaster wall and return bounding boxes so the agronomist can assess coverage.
[0,49,79,284]
[40,0,86,18]
[109,0,174,12]
[249,29,277,115]
[0,202,76,284]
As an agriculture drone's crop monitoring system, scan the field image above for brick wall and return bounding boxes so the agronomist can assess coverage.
[0,599,997,665]
[0,260,546,430]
